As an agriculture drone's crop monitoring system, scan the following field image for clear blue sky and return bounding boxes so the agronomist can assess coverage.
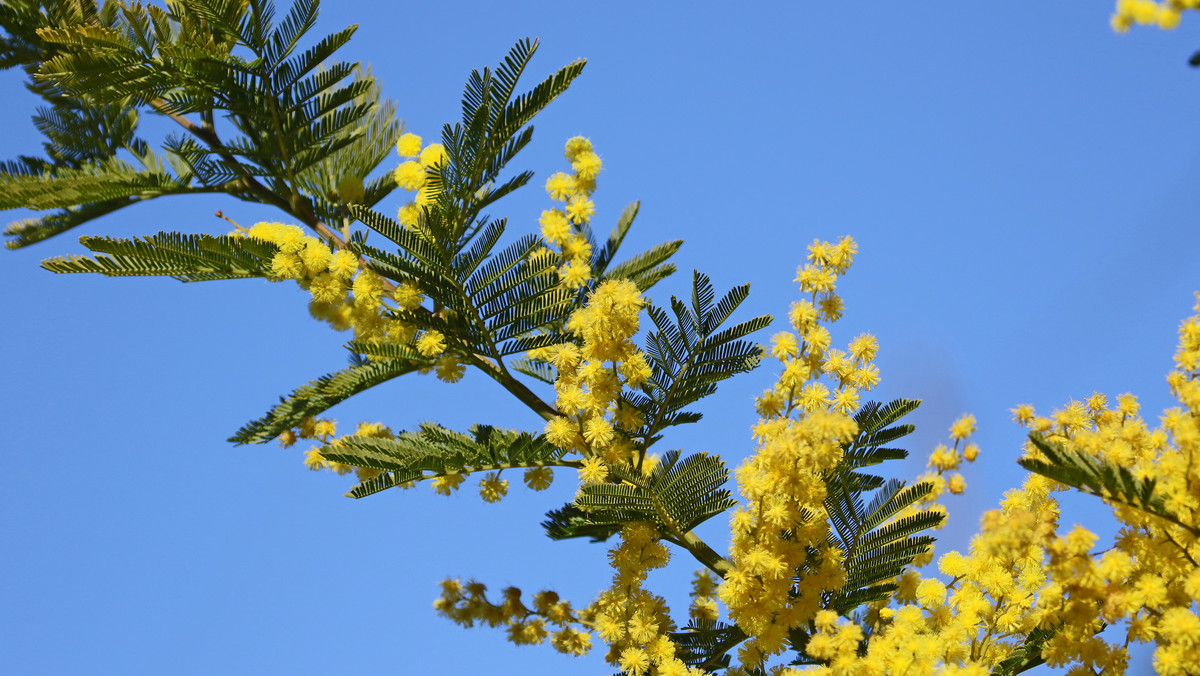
[2,2,1198,674]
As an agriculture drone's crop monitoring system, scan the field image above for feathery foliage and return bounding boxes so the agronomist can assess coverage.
[1019,432,1196,536]
[323,423,572,499]
[671,619,745,672]
[547,450,736,542]
[778,399,945,665]
[1,0,400,249]
[229,356,432,445]
[41,231,278,280]
[628,271,772,446]
[824,401,942,613]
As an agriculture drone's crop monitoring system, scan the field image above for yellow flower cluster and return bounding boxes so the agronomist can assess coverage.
[755,237,877,420]
[801,453,1058,674]
[393,131,447,229]
[433,579,593,656]
[242,221,424,344]
[720,237,878,670]
[537,136,602,289]
[586,523,705,676]
[543,278,652,476]
[798,294,1200,674]
[1012,294,1200,675]
[1110,0,1197,31]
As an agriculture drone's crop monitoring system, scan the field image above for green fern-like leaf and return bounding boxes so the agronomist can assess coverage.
[541,503,622,542]
[324,423,572,498]
[671,619,745,672]
[229,357,432,445]
[1019,433,1194,535]
[818,400,944,617]
[568,450,736,537]
[41,231,278,280]
[990,622,1060,676]
[636,271,771,445]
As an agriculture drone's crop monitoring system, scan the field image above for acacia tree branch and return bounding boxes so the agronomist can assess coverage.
[150,98,561,423]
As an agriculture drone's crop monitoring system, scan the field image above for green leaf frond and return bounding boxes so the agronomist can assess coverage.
[0,157,190,211]
[430,38,584,245]
[1019,432,1196,536]
[602,235,683,293]
[4,199,128,249]
[819,399,944,616]
[990,622,1060,676]
[229,356,432,445]
[541,503,622,542]
[561,450,737,541]
[328,424,573,499]
[671,619,746,672]
[4,0,400,247]
[349,199,573,360]
[41,231,277,280]
[509,357,557,385]
[297,65,402,221]
[635,271,771,445]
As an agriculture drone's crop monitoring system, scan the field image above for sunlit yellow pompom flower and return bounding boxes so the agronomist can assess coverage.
[618,646,650,676]
[352,271,384,306]
[309,272,346,304]
[392,283,424,311]
[302,447,326,471]
[564,135,593,161]
[417,330,447,357]
[539,209,570,245]
[419,142,446,168]
[397,203,421,229]
[579,456,608,484]
[299,240,332,274]
[848,332,878,362]
[270,251,304,279]
[770,332,799,360]
[545,416,577,448]
[571,151,602,180]
[545,172,576,201]
[565,196,594,224]
[394,161,426,191]
[327,250,358,279]
[950,413,977,440]
[558,259,591,288]
[432,472,465,495]
[435,356,465,383]
[479,472,508,503]
[396,132,422,157]
[583,416,615,449]
[948,472,967,493]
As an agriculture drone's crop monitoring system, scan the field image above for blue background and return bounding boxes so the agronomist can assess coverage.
[2,2,1198,674]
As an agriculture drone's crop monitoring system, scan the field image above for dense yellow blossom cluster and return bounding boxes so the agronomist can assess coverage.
[1110,0,1198,31]
[714,237,873,671]
[543,277,652,472]
[585,523,708,676]
[236,220,425,345]
[796,294,1200,675]
[1013,293,1200,675]
[393,131,447,229]
[798,427,1054,675]
[434,222,1199,674]
[538,136,603,289]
